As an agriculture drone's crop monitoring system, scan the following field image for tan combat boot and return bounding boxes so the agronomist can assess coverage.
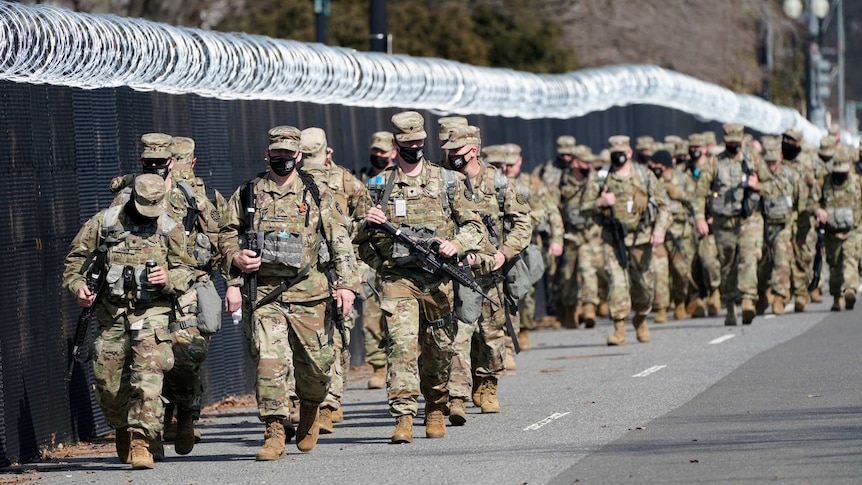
[255,418,286,461]
[391,415,413,443]
[633,314,651,343]
[472,376,486,407]
[449,398,467,426]
[129,433,154,470]
[772,296,786,315]
[425,403,446,438]
[367,365,386,389]
[162,404,176,442]
[685,299,698,315]
[296,402,320,452]
[794,294,809,312]
[844,289,856,310]
[149,436,164,461]
[174,408,195,455]
[741,299,756,324]
[654,308,668,324]
[331,407,344,423]
[504,338,517,371]
[725,303,737,326]
[114,427,131,464]
[707,289,721,316]
[606,320,627,346]
[517,328,532,351]
[674,302,687,321]
[831,296,844,312]
[691,298,707,318]
[581,302,597,328]
[481,377,501,414]
[598,300,610,317]
[289,398,300,424]
[810,287,823,303]
[317,406,335,435]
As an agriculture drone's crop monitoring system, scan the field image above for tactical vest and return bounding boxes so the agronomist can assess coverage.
[762,165,794,224]
[100,206,177,305]
[822,178,857,232]
[561,176,592,231]
[665,171,688,223]
[465,166,510,247]
[709,155,760,217]
[606,164,654,232]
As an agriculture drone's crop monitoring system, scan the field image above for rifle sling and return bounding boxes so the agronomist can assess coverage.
[255,265,312,309]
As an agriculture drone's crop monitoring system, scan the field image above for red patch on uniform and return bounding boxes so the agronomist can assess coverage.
[299,201,308,213]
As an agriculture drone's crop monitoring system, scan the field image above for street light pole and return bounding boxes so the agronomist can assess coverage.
[837,0,845,131]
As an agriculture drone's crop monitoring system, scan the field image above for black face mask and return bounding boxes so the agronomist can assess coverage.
[370,154,390,169]
[832,172,849,185]
[611,153,627,167]
[555,155,570,169]
[651,167,664,178]
[781,142,802,160]
[636,153,650,164]
[399,146,423,164]
[578,167,591,177]
[447,153,469,170]
[269,155,297,177]
[142,158,170,180]
[820,155,833,163]
[689,149,702,160]
[124,199,156,224]
[726,144,742,156]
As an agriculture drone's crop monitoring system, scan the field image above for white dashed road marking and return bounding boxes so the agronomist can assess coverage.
[709,334,736,345]
[523,412,571,431]
[632,365,666,378]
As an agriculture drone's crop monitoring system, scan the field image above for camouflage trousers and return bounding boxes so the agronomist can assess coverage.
[604,241,654,320]
[713,214,764,304]
[379,277,455,418]
[697,233,722,291]
[361,293,387,369]
[244,294,334,420]
[323,314,353,409]
[518,285,537,330]
[448,319,476,400]
[556,240,581,322]
[757,223,793,301]
[826,232,860,297]
[92,309,174,440]
[656,224,696,308]
[578,237,607,306]
[163,326,209,419]
[792,218,818,297]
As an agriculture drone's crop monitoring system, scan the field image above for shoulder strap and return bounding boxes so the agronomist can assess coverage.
[176,180,199,234]
[440,167,456,211]
[494,168,508,213]
[296,170,334,259]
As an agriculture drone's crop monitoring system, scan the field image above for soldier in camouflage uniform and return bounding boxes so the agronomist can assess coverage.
[219,125,359,460]
[685,134,722,316]
[650,149,696,321]
[556,145,601,327]
[635,136,654,165]
[438,116,468,168]
[355,111,487,443]
[358,131,397,390]
[816,146,861,311]
[756,137,802,316]
[695,124,773,325]
[299,127,368,434]
[444,127,531,423]
[64,174,194,470]
[583,136,671,345]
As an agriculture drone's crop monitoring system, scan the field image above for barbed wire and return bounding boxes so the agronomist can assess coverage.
[0,1,823,142]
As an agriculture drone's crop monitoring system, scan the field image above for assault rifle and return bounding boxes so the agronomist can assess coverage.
[240,180,262,312]
[740,155,756,218]
[66,245,108,381]
[602,207,629,269]
[482,214,520,354]
[808,223,826,292]
[374,221,498,307]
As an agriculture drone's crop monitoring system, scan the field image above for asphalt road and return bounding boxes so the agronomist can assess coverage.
[4,296,859,485]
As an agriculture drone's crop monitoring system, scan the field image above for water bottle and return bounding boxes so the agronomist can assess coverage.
[231,307,243,326]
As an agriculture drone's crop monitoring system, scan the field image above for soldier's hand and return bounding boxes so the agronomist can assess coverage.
[696,219,710,237]
[366,205,388,224]
[436,239,461,258]
[234,249,262,273]
[548,242,563,257]
[147,266,168,286]
[650,230,665,247]
[493,250,506,271]
[815,208,828,224]
[335,288,356,317]
[598,188,616,208]
[747,173,761,191]
[76,285,96,308]
[225,286,242,313]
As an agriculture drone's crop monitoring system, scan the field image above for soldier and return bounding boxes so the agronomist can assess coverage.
[358,131,397,390]
[756,137,801,315]
[583,136,670,345]
[650,150,696,321]
[815,145,861,311]
[490,143,563,348]
[63,174,194,469]
[219,125,359,460]
[556,144,600,327]
[684,134,720,316]
[437,116,468,168]
[635,136,654,164]
[355,111,486,443]
[695,124,772,325]
[299,127,368,434]
[444,127,530,423]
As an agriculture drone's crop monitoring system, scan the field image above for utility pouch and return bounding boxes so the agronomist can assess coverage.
[193,233,212,267]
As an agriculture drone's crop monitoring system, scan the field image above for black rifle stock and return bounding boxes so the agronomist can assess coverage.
[374,221,498,307]
[809,223,826,292]
[66,245,108,381]
[603,207,629,269]
[242,181,260,311]
[740,155,756,218]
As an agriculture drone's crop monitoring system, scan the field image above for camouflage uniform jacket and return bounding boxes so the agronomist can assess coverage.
[532,160,565,200]
[694,150,774,221]
[819,173,862,238]
[660,169,695,225]
[762,164,802,227]
[516,172,564,245]
[63,208,194,322]
[582,164,671,247]
[783,152,819,216]
[559,171,601,247]
[220,173,360,300]
[302,161,369,237]
[354,162,487,286]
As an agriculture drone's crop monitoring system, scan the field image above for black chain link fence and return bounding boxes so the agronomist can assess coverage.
[0,79,720,464]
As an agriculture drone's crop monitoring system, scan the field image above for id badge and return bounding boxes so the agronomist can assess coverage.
[785,196,793,208]
[626,199,634,214]
[129,319,144,331]
[394,199,407,217]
